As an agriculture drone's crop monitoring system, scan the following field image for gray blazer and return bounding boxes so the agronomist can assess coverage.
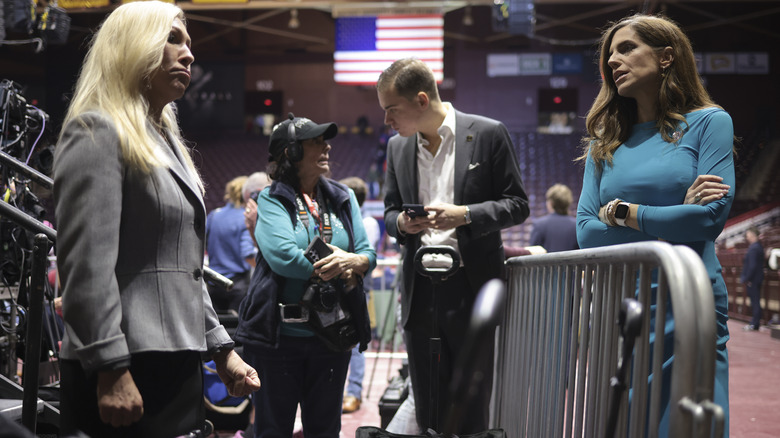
[383,110,529,327]
[53,112,232,372]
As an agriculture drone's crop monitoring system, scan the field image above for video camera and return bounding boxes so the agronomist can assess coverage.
[0,79,57,381]
[1,80,49,152]
[0,79,53,285]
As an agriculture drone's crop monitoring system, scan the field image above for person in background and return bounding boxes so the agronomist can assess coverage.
[242,171,272,247]
[741,227,765,331]
[529,183,579,253]
[769,247,780,326]
[377,58,529,433]
[206,175,256,314]
[576,13,734,436]
[235,173,271,438]
[53,2,260,436]
[338,176,382,414]
[234,114,376,437]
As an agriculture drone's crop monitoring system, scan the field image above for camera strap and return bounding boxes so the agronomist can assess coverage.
[295,192,332,243]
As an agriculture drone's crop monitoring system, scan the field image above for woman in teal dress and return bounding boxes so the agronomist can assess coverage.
[576,14,734,435]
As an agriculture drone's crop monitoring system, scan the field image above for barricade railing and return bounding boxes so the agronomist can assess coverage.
[492,241,723,437]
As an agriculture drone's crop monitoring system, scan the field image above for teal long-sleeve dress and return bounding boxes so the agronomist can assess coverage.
[577,107,734,435]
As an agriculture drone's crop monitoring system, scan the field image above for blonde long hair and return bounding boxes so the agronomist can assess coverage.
[580,14,719,172]
[60,1,202,191]
[224,175,248,207]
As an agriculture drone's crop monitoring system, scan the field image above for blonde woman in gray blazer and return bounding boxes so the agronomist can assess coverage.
[52,2,260,437]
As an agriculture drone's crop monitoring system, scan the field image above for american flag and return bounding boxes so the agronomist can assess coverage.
[334,15,444,85]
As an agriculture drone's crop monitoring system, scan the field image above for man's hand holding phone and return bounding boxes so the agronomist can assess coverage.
[399,204,434,235]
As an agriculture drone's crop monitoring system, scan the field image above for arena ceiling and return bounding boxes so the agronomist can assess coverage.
[2,1,780,72]
[46,0,780,58]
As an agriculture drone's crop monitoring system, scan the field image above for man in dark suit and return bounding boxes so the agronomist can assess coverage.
[741,227,765,331]
[529,183,579,253]
[377,58,529,433]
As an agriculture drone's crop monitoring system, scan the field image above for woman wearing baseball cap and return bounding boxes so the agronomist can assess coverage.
[235,114,376,437]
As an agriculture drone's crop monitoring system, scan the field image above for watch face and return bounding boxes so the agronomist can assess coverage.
[615,203,629,219]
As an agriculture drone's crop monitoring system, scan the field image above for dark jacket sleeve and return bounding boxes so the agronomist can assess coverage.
[741,242,765,284]
[463,119,529,237]
[383,135,406,245]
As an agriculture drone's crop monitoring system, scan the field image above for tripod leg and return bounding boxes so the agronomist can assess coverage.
[428,283,441,431]
[385,286,400,384]
[367,283,398,399]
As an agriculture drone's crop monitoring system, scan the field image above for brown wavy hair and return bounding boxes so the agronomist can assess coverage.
[579,14,719,172]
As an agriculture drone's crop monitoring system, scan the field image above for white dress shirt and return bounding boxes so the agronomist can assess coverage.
[417,102,462,266]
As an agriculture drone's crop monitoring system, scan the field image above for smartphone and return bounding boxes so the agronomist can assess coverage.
[402,203,429,219]
[304,235,333,264]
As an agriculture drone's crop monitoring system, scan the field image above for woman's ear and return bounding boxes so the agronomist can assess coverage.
[659,46,674,70]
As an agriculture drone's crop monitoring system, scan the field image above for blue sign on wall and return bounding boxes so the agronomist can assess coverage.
[552,53,583,74]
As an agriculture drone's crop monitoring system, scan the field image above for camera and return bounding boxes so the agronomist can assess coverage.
[1,80,50,157]
[302,279,339,313]
[300,277,359,352]
[0,80,52,286]
[0,79,59,384]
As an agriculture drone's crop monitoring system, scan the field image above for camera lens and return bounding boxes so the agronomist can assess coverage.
[318,283,338,310]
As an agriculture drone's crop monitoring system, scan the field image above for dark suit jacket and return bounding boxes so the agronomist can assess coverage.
[383,110,529,326]
[529,213,579,253]
[54,112,232,372]
[741,241,765,285]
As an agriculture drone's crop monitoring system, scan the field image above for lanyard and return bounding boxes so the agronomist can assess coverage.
[295,192,332,243]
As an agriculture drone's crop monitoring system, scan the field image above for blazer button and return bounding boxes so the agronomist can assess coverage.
[193,268,202,280]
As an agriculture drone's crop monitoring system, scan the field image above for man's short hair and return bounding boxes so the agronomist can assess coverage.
[377,58,440,102]
[546,183,573,215]
[339,176,368,207]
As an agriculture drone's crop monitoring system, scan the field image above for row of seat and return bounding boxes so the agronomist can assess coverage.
[190,128,776,249]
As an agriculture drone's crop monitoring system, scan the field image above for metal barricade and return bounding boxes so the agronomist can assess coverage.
[492,241,723,438]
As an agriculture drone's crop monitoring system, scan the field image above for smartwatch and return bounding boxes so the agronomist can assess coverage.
[614,202,630,227]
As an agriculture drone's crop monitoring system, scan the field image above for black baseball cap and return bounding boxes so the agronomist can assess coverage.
[269,113,338,161]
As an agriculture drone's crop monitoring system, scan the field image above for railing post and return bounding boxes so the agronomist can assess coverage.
[21,233,51,433]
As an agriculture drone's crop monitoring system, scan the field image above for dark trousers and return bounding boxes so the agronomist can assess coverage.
[404,270,493,434]
[243,336,350,438]
[60,351,204,438]
[747,281,763,327]
[208,271,250,313]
